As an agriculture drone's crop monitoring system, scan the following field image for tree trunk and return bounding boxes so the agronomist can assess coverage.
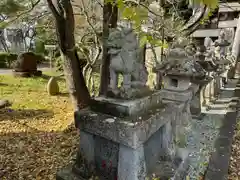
[99,1,118,95]
[47,0,91,110]
[0,38,9,52]
[0,30,9,52]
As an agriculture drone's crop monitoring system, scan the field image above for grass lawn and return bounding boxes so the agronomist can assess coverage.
[0,72,79,180]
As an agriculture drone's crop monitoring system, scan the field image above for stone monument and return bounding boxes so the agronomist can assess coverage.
[0,99,11,109]
[57,28,192,180]
[47,77,60,96]
[212,30,232,87]
[157,45,204,122]
[190,31,233,112]
[188,39,222,113]
[12,52,42,77]
[107,27,149,99]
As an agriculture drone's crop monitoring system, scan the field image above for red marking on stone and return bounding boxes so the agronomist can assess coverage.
[102,160,106,169]
[109,161,112,169]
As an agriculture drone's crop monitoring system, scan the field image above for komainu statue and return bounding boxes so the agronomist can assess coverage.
[107,27,149,99]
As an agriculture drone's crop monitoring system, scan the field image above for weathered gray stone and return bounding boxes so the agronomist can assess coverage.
[79,131,95,169]
[161,88,193,103]
[0,99,11,109]
[201,79,213,106]
[190,89,201,116]
[232,17,240,58]
[162,120,176,159]
[91,91,162,117]
[162,76,191,91]
[47,77,59,96]
[118,145,146,180]
[234,61,240,78]
[161,75,195,155]
[74,103,175,149]
[107,27,149,99]
[12,52,43,77]
[214,76,221,96]
[69,89,191,180]
[95,136,119,178]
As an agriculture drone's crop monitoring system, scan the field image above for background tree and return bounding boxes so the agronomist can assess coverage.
[0,0,25,52]
[46,0,91,110]
[0,0,220,110]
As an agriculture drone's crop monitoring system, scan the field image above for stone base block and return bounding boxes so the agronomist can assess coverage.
[57,91,193,180]
[90,91,162,117]
[190,92,201,116]
[74,103,174,151]
[69,100,184,180]
[160,88,193,103]
[144,148,190,180]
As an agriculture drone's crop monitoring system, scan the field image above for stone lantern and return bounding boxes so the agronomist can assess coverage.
[156,47,205,148]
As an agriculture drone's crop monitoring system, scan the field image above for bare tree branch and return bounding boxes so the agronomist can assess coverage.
[80,0,99,37]
[0,0,41,27]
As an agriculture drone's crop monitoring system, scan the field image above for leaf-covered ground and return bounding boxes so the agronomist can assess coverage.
[229,122,240,180]
[0,73,79,180]
[2,71,240,180]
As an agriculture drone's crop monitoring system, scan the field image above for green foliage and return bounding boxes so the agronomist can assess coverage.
[35,39,46,55]
[35,17,57,45]
[139,34,169,48]
[0,51,46,68]
[194,0,219,9]
[0,0,24,15]
[200,5,219,25]
[55,56,63,72]
[0,52,18,68]
[33,53,46,64]
[104,0,219,48]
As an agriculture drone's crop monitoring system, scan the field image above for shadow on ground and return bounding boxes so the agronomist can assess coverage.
[0,109,54,121]
[32,74,65,82]
[0,123,79,180]
[57,92,69,97]
[0,83,8,86]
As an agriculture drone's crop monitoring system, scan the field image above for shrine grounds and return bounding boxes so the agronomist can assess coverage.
[0,71,79,179]
[0,71,240,179]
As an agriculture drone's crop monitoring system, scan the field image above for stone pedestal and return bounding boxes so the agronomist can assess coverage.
[214,76,221,97]
[190,76,222,116]
[190,79,208,117]
[57,91,189,180]
[161,75,198,147]
[220,69,229,88]
[152,68,163,90]
[234,61,240,79]
[202,78,216,105]
[228,66,235,79]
